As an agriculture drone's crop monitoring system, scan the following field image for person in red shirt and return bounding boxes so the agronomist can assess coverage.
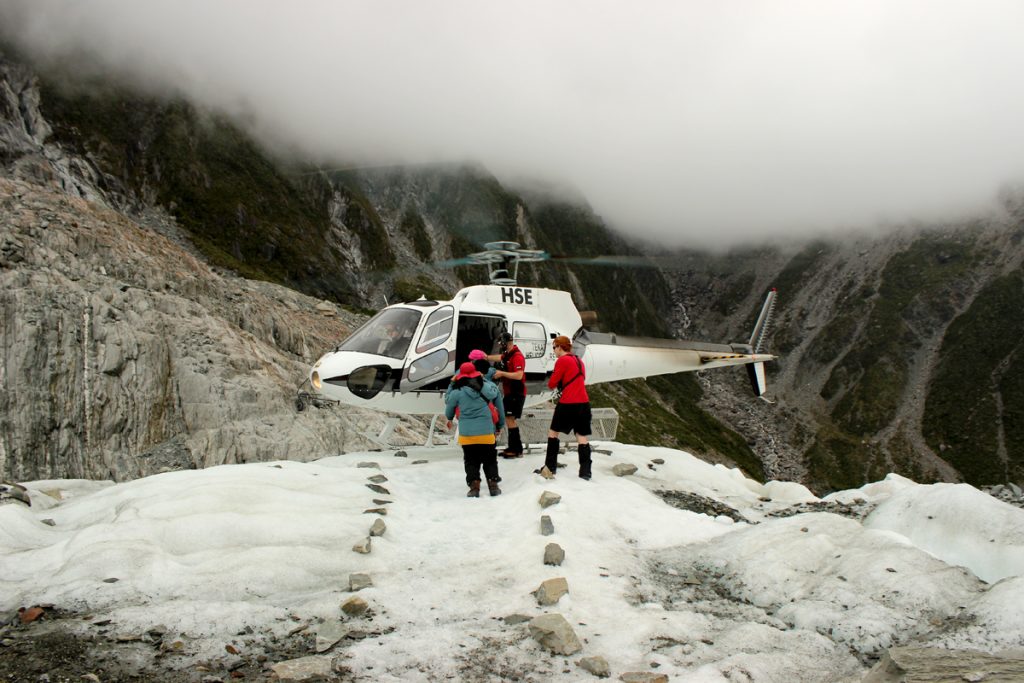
[487,331,527,458]
[539,335,592,480]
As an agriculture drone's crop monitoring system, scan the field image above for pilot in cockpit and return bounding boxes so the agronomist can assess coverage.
[380,321,414,358]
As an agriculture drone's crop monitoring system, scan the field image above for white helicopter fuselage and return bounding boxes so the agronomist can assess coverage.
[307,284,775,415]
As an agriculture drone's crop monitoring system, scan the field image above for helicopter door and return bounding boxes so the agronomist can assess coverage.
[511,321,549,394]
[402,305,456,391]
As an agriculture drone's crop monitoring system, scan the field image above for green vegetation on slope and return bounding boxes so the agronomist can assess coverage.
[589,374,765,481]
[922,271,1024,484]
[826,237,978,436]
[36,81,391,303]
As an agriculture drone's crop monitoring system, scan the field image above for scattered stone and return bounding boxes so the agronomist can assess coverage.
[366,484,390,495]
[372,499,392,505]
[528,613,582,655]
[270,655,334,682]
[287,623,310,636]
[540,515,555,536]
[315,301,336,317]
[315,622,349,653]
[363,507,387,515]
[341,596,368,617]
[102,577,120,583]
[620,673,668,683]
[17,607,43,624]
[394,450,408,458]
[1009,482,1022,497]
[357,462,380,469]
[534,577,569,605]
[367,474,388,484]
[502,614,532,625]
[225,644,239,655]
[612,463,638,477]
[651,458,665,465]
[352,537,372,554]
[412,460,428,465]
[349,573,373,592]
[369,518,387,537]
[0,483,30,506]
[81,674,101,682]
[578,655,611,678]
[544,543,565,566]
[41,518,56,526]
[162,640,185,652]
[539,491,561,508]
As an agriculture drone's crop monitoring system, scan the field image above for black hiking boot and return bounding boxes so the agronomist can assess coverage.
[487,479,502,496]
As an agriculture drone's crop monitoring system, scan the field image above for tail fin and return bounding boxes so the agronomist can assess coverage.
[746,289,777,397]
[748,288,778,353]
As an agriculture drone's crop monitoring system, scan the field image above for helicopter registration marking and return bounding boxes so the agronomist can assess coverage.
[498,287,535,305]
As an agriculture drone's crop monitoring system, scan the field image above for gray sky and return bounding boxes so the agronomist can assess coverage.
[3,0,1024,247]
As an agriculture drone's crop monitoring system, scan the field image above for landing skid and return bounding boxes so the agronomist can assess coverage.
[363,414,456,449]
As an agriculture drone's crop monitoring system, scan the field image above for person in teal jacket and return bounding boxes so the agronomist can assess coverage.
[445,362,505,497]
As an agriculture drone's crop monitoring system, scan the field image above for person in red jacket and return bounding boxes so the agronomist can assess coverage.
[487,331,527,458]
[539,335,592,480]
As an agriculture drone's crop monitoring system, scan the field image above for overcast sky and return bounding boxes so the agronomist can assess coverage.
[3,1,1024,247]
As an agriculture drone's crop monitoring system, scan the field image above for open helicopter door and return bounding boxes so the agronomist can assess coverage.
[455,313,507,364]
[510,320,551,393]
[400,305,457,391]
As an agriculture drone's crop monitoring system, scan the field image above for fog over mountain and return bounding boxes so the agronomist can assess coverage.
[3,1,1024,247]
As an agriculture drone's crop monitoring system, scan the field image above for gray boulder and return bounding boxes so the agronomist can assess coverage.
[612,464,638,477]
[270,655,334,681]
[348,573,372,592]
[540,515,555,536]
[534,577,569,605]
[578,655,611,678]
[528,613,582,655]
[539,491,561,508]
[544,543,565,566]
[369,518,386,537]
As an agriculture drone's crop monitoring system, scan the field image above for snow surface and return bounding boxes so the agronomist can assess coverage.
[3,443,1024,682]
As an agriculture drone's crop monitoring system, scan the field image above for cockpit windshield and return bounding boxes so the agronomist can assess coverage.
[337,308,423,359]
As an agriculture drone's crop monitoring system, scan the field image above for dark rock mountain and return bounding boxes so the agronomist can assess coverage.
[2,46,1022,493]
[658,217,1024,492]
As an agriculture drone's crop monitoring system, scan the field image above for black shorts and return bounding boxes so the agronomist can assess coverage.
[503,393,525,419]
[550,402,592,436]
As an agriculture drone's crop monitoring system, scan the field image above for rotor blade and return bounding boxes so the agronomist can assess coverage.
[432,256,483,268]
[547,254,662,268]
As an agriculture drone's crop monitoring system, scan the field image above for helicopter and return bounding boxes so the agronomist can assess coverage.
[300,242,777,415]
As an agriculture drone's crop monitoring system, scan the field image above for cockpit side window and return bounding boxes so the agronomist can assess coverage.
[416,306,455,354]
[336,308,423,359]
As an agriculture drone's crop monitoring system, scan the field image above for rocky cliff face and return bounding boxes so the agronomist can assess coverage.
[0,175,427,481]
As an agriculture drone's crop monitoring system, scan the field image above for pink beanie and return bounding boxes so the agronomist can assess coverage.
[468,349,487,361]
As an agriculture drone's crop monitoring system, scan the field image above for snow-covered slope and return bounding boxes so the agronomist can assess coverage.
[2,443,1023,682]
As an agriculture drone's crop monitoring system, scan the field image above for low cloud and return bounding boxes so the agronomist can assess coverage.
[3,0,1024,247]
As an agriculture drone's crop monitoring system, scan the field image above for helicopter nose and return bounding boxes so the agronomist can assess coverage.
[311,352,399,401]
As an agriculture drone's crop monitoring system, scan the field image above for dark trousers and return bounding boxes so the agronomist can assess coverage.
[463,443,499,485]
